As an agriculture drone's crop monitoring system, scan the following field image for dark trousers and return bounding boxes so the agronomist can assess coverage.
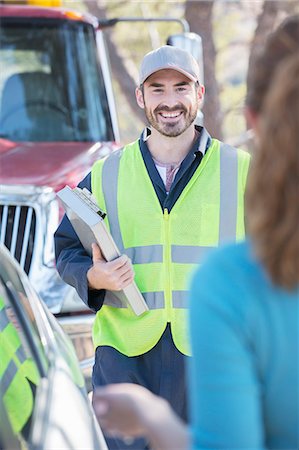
[92,324,188,450]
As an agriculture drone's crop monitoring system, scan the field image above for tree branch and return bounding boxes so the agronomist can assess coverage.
[185,0,223,140]
[85,0,146,125]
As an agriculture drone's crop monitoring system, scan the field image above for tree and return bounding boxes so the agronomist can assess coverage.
[246,0,299,133]
[83,0,299,144]
[248,0,293,74]
[85,0,145,125]
[185,0,223,140]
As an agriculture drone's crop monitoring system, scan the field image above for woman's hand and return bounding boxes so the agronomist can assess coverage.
[93,383,189,450]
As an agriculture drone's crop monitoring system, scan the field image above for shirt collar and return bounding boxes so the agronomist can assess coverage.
[141,125,211,155]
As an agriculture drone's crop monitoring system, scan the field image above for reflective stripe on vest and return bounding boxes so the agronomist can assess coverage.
[172,291,188,308]
[0,359,18,394]
[0,308,10,331]
[97,291,188,310]
[0,346,27,394]
[219,143,238,241]
[101,142,239,309]
[102,149,124,252]
[125,245,163,264]
[0,307,28,393]
[105,291,165,309]
[0,298,40,434]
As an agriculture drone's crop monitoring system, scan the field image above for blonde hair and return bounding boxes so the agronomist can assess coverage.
[246,55,299,290]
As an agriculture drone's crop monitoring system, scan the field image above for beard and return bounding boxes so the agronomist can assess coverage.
[144,101,199,137]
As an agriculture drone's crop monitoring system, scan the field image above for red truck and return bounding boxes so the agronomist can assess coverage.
[0,2,202,374]
[0,4,119,308]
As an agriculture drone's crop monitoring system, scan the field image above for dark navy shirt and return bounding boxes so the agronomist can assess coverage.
[54,126,212,312]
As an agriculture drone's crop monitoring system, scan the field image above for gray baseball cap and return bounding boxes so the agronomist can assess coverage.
[139,45,200,85]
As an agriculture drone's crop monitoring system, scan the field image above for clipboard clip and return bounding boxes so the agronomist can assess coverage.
[73,187,106,220]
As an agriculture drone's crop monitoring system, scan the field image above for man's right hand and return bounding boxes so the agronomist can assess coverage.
[87,243,135,291]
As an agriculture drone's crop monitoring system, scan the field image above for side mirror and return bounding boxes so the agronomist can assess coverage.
[167,32,204,85]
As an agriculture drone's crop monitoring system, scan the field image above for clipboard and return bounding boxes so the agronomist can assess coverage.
[57,185,149,316]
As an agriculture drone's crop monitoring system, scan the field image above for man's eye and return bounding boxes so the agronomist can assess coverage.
[153,89,163,93]
[177,87,187,92]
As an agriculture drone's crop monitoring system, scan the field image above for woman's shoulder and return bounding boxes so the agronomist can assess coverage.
[192,239,258,283]
[190,239,298,308]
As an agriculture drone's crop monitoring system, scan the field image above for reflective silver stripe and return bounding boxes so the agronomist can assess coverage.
[0,308,10,332]
[0,359,18,394]
[102,149,124,253]
[104,291,164,309]
[143,291,164,309]
[15,345,27,364]
[219,143,238,243]
[172,291,188,309]
[171,245,215,264]
[104,291,126,308]
[125,245,163,264]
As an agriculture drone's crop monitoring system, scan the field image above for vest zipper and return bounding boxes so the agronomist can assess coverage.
[163,208,171,320]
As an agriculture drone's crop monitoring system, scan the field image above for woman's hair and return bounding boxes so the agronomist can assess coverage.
[246,54,299,289]
[246,15,299,114]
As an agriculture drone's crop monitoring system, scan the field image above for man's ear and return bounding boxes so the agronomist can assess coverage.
[136,87,145,109]
[197,84,205,103]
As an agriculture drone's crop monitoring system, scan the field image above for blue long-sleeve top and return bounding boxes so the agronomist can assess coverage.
[54,126,210,311]
[188,239,299,450]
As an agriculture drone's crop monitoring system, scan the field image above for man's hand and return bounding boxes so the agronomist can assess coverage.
[87,243,134,291]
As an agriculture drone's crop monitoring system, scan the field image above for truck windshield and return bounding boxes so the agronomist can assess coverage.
[0,20,113,142]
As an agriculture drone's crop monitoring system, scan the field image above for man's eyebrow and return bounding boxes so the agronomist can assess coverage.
[174,81,190,87]
[148,82,164,88]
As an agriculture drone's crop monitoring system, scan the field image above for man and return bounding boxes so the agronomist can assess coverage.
[91,16,299,450]
[55,45,250,450]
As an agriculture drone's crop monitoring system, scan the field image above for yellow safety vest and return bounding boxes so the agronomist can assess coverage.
[0,297,40,434]
[91,137,250,356]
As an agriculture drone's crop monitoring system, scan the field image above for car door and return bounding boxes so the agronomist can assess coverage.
[0,246,107,450]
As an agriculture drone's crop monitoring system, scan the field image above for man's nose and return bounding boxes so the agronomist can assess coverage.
[161,91,180,108]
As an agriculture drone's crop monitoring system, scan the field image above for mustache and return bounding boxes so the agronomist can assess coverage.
[154,104,187,114]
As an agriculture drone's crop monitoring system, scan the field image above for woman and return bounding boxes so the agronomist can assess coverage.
[93,19,299,450]
[188,53,299,449]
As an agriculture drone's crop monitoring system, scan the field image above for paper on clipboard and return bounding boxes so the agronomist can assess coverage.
[57,185,149,316]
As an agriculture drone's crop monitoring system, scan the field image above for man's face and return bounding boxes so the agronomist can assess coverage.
[136,69,203,137]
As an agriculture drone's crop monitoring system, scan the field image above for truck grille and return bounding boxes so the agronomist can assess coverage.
[0,204,36,275]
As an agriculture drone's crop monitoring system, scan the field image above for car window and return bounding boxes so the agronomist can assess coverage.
[42,305,85,389]
[0,256,48,373]
[0,281,41,446]
[1,247,84,391]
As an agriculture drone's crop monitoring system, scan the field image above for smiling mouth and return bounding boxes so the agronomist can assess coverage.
[158,111,183,120]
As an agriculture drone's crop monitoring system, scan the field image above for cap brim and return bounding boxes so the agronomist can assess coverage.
[141,65,197,84]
